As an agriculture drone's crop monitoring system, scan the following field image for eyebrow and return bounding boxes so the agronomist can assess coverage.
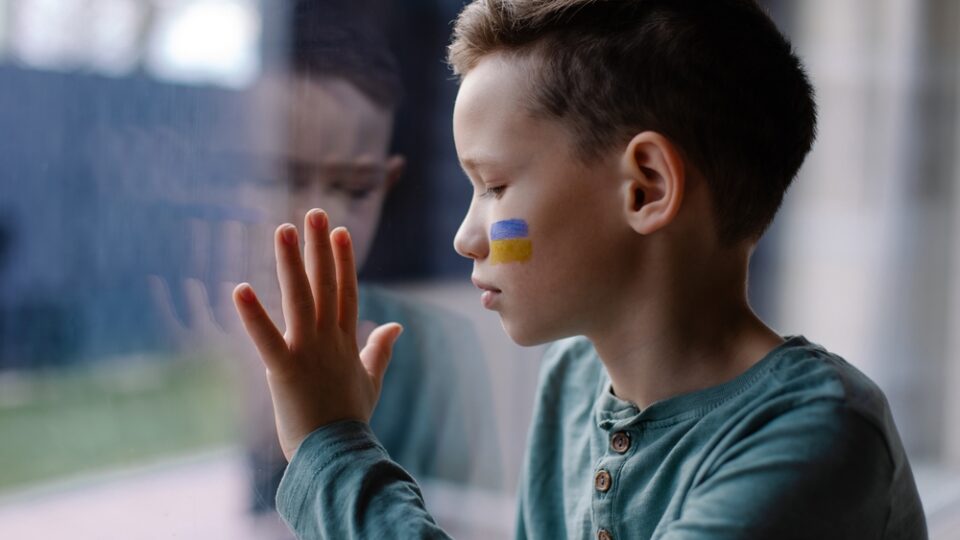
[284,160,387,188]
[458,157,477,169]
[459,156,504,179]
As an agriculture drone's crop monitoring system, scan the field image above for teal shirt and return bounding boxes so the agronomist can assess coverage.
[248,286,501,514]
[277,335,928,539]
[360,286,501,489]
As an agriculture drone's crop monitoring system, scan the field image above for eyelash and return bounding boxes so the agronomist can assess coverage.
[480,185,506,199]
[328,182,374,201]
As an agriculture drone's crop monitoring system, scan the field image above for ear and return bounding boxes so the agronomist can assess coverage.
[384,154,405,190]
[619,131,685,236]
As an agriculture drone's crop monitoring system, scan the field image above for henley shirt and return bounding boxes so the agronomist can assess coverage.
[276,335,928,539]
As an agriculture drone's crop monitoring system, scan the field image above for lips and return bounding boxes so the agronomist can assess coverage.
[471,277,501,293]
[472,276,502,309]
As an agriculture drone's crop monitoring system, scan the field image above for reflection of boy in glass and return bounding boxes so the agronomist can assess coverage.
[242,0,501,529]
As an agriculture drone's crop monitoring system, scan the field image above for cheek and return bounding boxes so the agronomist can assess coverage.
[241,183,283,220]
[347,191,388,232]
[515,210,613,296]
[344,215,376,255]
[489,219,533,265]
[285,186,317,223]
[344,197,388,262]
[292,190,350,228]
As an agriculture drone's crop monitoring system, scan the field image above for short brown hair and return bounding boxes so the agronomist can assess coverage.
[448,0,817,245]
[288,0,402,110]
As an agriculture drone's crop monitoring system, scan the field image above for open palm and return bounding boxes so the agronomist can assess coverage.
[232,208,403,461]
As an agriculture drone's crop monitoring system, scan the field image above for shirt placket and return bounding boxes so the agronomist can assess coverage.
[591,428,635,540]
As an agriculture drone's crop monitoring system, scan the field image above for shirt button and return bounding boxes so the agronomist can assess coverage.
[598,528,613,540]
[610,431,631,453]
[594,469,612,492]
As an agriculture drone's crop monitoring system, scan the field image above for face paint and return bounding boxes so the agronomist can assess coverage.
[490,219,532,264]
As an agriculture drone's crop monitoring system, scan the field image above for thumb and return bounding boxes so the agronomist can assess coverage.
[359,323,403,385]
[356,319,378,349]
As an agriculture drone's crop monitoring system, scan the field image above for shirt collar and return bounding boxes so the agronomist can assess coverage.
[594,335,808,431]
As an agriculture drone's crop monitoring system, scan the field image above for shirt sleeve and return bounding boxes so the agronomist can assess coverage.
[659,399,914,540]
[276,420,453,540]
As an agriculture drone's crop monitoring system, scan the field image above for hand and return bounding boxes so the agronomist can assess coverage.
[232,208,403,461]
[148,275,241,358]
[147,219,249,365]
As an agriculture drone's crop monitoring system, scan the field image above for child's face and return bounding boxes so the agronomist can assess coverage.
[453,54,636,346]
[251,75,403,269]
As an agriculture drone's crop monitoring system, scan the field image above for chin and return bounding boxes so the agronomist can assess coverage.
[500,318,566,347]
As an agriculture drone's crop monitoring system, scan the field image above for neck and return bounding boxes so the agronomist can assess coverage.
[586,242,783,409]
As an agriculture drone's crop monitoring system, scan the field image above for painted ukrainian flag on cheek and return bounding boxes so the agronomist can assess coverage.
[490,219,532,265]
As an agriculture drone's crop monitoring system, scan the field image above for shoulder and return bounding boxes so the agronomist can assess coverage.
[698,338,926,537]
[724,335,913,486]
[360,285,469,330]
[697,340,903,490]
[359,285,480,351]
[359,285,486,393]
[761,336,896,442]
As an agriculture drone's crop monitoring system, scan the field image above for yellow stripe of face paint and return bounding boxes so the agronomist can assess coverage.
[490,238,532,265]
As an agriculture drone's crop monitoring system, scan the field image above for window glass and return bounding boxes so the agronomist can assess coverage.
[0,1,958,538]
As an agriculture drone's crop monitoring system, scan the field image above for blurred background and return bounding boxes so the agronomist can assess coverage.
[0,0,958,538]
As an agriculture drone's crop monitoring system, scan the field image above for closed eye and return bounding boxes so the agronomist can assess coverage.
[329,181,376,200]
[480,185,506,199]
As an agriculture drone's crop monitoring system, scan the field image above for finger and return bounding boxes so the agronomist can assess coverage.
[249,220,277,292]
[331,227,359,337]
[184,277,217,333]
[303,209,337,328]
[233,283,288,370]
[147,274,185,340]
[218,219,247,284]
[187,218,212,279]
[359,323,403,389]
[274,224,316,340]
[216,280,241,333]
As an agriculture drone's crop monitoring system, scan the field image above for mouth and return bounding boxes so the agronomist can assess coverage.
[471,277,502,293]
[471,277,502,309]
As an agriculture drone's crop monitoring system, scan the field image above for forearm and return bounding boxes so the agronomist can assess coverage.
[277,420,452,540]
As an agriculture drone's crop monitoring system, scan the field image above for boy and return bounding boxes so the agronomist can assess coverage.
[233,0,928,538]
[245,1,501,524]
[151,0,499,534]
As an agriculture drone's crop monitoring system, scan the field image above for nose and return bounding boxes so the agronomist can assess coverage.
[453,205,488,261]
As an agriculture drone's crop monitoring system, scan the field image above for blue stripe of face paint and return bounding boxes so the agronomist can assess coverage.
[490,219,529,240]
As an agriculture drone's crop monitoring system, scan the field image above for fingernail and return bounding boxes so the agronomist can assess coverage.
[309,209,327,229]
[335,227,350,246]
[237,283,256,302]
[282,225,297,245]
